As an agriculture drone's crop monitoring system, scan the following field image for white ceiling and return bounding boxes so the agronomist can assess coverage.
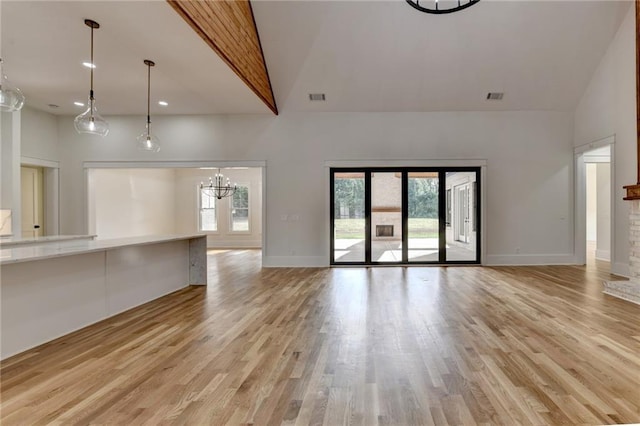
[0,0,633,116]
[252,0,632,112]
[0,0,271,115]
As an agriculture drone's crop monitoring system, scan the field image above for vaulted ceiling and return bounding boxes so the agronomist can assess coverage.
[0,0,632,115]
[252,0,631,112]
[1,0,271,115]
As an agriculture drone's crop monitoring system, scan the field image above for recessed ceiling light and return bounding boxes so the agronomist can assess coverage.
[82,62,96,69]
[74,101,85,107]
[158,101,168,106]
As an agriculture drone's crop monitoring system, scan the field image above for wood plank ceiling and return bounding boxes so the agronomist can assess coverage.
[168,0,278,115]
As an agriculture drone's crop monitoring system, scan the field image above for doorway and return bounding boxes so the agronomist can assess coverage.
[20,166,44,238]
[574,139,614,268]
[86,166,263,250]
[584,146,611,264]
[330,167,480,265]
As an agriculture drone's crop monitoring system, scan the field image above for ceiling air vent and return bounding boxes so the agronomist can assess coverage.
[309,93,326,101]
[486,92,504,100]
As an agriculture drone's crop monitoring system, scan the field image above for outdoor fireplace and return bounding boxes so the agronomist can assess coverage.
[376,225,394,237]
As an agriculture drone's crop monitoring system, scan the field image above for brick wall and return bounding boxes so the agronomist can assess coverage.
[630,201,640,279]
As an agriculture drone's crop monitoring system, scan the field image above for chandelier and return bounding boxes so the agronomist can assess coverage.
[200,169,237,199]
[406,0,480,14]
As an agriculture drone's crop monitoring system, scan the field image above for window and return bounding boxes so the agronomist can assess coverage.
[230,185,249,232]
[199,188,217,231]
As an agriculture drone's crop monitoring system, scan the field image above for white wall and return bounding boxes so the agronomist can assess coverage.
[1,111,21,235]
[20,106,59,162]
[175,167,262,248]
[55,110,575,266]
[88,168,176,239]
[1,107,59,237]
[574,6,636,276]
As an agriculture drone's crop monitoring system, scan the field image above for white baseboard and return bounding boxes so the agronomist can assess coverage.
[207,240,261,249]
[611,261,631,278]
[262,256,328,267]
[595,249,610,262]
[264,253,621,269]
[485,254,577,266]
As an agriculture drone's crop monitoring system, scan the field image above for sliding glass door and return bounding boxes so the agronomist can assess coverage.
[331,167,480,265]
[332,172,366,262]
[371,172,403,262]
[446,171,477,262]
[407,172,440,262]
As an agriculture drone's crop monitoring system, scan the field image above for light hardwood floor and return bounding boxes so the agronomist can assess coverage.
[1,250,638,425]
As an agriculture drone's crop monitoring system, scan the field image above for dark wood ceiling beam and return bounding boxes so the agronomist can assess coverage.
[624,0,640,200]
[168,0,278,115]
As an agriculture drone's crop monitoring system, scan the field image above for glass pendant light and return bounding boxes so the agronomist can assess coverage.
[0,58,25,112]
[136,59,160,152]
[74,19,109,137]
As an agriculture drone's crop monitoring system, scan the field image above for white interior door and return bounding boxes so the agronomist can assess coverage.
[21,166,44,238]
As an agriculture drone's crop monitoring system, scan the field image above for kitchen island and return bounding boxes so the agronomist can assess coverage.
[0,234,207,359]
[0,234,96,247]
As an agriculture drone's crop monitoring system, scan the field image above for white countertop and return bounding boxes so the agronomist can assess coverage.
[0,234,206,265]
[0,235,96,247]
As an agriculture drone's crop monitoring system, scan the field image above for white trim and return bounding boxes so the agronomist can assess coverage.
[83,160,267,169]
[573,135,615,155]
[323,166,331,266]
[43,168,60,235]
[19,157,60,236]
[325,159,487,168]
[207,240,261,249]
[583,156,611,164]
[609,143,617,274]
[20,156,59,169]
[611,262,631,278]
[85,169,93,235]
[574,153,587,265]
[595,249,610,261]
[261,166,267,265]
[263,256,328,268]
[486,254,577,266]
[480,165,487,265]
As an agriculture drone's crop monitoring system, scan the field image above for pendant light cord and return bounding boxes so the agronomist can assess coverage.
[147,62,151,132]
[89,25,94,102]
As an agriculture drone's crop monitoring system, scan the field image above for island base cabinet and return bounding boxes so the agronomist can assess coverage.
[1,238,199,360]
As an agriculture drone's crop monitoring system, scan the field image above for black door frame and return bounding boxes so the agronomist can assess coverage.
[330,167,481,265]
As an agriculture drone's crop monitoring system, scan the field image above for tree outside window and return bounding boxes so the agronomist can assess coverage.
[199,188,217,231]
[230,185,249,232]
